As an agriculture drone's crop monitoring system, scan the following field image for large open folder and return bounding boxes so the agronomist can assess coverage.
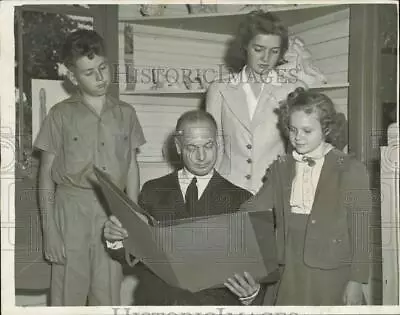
[94,167,279,292]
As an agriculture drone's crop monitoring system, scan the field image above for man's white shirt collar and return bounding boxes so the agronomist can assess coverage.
[178,168,214,201]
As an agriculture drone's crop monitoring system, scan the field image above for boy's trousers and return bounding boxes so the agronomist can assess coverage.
[50,185,122,306]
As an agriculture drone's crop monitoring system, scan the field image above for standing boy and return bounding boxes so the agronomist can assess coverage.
[35,29,145,306]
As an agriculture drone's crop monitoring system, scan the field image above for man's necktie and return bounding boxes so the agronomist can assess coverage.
[185,177,198,214]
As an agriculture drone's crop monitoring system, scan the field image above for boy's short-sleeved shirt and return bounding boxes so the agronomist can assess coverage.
[34,93,146,190]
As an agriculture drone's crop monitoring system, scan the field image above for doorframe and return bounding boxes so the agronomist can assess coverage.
[348,3,388,305]
[348,4,382,169]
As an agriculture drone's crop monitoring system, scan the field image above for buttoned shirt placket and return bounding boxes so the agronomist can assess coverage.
[78,99,108,244]
[80,98,115,178]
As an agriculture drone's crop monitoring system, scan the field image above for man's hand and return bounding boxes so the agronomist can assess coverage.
[343,280,364,305]
[43,224,66,264]
[104,215,128,242]
[224,272,260,304]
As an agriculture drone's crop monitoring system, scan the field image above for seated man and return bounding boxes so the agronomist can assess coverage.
[104,110,262,305]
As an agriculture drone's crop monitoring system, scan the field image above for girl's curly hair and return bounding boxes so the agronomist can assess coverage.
[275,87,348,150]
[224,10,289,73]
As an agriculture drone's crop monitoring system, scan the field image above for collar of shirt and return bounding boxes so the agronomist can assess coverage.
[241,65,266,85]
[241,65,250,83]
[290,142,333,214]
[178,168,214,201]
[292,142,333,163]
[241,66,265,120]
[68,92,118,117]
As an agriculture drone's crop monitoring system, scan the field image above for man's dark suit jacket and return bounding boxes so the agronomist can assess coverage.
[118,170,253,305]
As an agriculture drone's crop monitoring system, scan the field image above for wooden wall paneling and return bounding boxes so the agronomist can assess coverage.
[125,24,230,92]
[322,87,348,99]
[307,37,349,60]
[121,92,202,166]
[131,23,231,42]
[133,54,223,68]
[121,95,202,107]
[292,18,350,46]
[313,54,349,75]
[289,7,349,34]
[288,7,350,130]
[324,72,348,83]
[289,9,349,87]
[133,36,227,57]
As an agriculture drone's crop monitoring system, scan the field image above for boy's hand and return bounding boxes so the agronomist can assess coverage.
[224,272,260,303]
[44,224,66,265]
[104,215,128,241]
[343,280,364,305]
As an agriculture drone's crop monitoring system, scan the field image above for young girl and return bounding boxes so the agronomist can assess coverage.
[224,87,371,305]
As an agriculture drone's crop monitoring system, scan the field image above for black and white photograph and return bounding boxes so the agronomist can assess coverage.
[1,1,399,314]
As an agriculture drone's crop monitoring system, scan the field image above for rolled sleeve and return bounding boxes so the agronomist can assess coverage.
[34,106,62,154]
[130,108,146,150]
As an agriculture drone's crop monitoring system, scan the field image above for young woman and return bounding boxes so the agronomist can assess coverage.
[206,10,306,194]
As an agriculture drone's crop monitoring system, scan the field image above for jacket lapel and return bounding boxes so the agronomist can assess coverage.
[220,83,251,131]
[310,151,338,215]
[282,154,296,221]
[250,84,278,130]
[171,171,188,218]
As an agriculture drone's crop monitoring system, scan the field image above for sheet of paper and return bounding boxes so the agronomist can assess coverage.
[94,167,278,292]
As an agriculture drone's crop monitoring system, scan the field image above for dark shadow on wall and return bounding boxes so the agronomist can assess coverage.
[61,79,77,95]
[162,131,183,171]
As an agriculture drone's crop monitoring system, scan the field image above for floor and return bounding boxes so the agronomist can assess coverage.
[15,276,138,306]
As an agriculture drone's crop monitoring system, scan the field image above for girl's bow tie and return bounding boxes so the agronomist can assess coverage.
[292,143,333,167]
[292,150,317,166]
[301,156,316,167]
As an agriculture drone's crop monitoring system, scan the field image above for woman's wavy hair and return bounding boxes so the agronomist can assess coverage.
[275,87,348,150]
[224,10,289,73]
